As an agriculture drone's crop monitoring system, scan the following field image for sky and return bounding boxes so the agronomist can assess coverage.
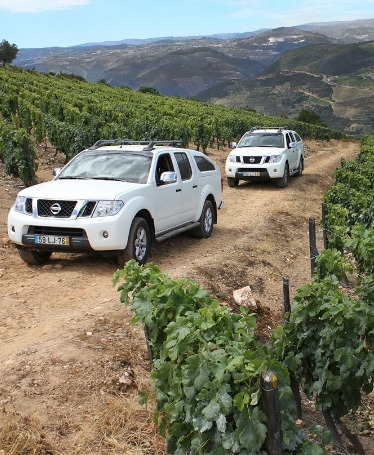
[0,0,373,49]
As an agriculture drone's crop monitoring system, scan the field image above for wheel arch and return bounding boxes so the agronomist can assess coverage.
[134,209,155,242]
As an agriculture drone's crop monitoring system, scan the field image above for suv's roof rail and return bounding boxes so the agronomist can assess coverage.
[89,139,182,151]
[89,139,137,149]
[249,126,287,132]
[142,140,182,151]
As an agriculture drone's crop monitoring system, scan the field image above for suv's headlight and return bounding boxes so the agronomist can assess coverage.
[93,200,124,217]
[269,155,282,163]
[227,155,237,163]
[13,196,28,214]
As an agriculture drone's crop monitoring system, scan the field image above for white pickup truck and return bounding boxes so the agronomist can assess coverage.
[8,140,223,266]
[225,127,304,188]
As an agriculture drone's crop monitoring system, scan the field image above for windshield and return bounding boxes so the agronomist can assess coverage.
[238,133,284,148]
[58,151,152,184]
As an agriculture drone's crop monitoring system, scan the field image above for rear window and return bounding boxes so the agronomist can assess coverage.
[194,155,216,172]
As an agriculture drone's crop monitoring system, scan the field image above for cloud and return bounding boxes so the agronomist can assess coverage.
[0,0,91,13]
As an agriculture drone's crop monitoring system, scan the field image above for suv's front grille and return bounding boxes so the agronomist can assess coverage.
[37,200,77,218]
[242,156,262,164]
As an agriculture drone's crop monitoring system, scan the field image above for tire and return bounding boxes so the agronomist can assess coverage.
[295,156,304,177]
[118,217,150,267]
[227,177,239,187]
[192,200,214,239]
[276,163,289,188]
[17,248,52,265]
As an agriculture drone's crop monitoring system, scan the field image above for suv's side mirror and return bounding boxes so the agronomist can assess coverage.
[289,141,297,149]
[231,142,237,148]
[160,171,177,184]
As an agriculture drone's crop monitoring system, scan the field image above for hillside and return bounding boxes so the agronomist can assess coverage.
[198,41,374,136]
[15,27,338,97]
[9,19,374,135]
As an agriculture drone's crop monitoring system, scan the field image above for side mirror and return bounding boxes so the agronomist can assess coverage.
[160,171,177,184]
[289,141,297,149]
[231,141,237,148]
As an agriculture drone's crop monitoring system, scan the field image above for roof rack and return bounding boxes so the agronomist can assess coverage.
[142,140,182,151]
[250,126,287,132]
[88,139,139,149]
[88,139,182,151]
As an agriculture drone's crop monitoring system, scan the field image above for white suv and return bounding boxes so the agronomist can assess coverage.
[8,140,223,266]
[225,127,304,188]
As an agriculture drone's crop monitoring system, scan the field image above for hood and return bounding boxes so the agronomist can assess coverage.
[17,179,142,200]
[231,146,284,156]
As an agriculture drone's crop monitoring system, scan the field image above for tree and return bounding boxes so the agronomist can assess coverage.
[296,109,326,126]
[0,39,18,65]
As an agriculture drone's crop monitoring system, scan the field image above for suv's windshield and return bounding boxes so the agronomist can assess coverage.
[238,133,284,148]
[58,151,152,184]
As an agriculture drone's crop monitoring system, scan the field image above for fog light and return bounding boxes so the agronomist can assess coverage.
[11,225,15,232]
[102,231,109,239]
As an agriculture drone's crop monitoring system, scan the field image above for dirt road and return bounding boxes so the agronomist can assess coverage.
[0,139,369,454]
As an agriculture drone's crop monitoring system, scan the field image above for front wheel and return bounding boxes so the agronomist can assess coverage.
[118,217,150,267]
[192,200,214,238]
[17,248,52,265]
[276,163,289,188]
[227,177,239,187]
[295,157,304,177]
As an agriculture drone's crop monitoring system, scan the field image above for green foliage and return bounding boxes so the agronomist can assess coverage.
[296,109,325,127]
[138,86,161,95]
[0,118,37,185]
[270,250,374,418]
[0,39,18,65]
[0,64,343,178]
[113,260,327,455]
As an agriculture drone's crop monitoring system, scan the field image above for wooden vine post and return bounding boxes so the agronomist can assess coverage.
[308,217,319,276]
[261,371,282,455]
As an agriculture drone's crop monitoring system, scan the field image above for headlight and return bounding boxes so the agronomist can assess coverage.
[93,200,124,217]
[227,155,237,163]
[270,155,282,163]
[13,196,28,214]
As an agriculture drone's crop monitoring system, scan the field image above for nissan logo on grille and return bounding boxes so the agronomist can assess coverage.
[249,157,255,163]
[50,203,62,215]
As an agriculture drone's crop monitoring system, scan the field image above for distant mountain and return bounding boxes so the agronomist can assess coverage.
[296,18,374,43]
[15,26,338,97]
[197,41,374,136]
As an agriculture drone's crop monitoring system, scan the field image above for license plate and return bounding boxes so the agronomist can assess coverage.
[34,235,70,246]
[242,171,260,177]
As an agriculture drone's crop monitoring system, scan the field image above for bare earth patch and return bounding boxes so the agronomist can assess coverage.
[0,139,373,454]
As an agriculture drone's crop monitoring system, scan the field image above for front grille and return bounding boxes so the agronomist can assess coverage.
[25,198,33,214]
[237,168,265,173]
[27,226,86,237]
[80,201,97,217]
[242,156,262,164]
[37,200,77,218]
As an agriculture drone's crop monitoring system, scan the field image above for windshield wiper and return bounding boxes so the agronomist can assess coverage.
[58,176,88,180]
[91,177,128,182]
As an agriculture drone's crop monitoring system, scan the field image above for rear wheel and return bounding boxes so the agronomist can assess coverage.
[227,177,239,187]
[118,217,150,267]
[192,200,214,238]
[17,248,52,265]
[276,163,289,188]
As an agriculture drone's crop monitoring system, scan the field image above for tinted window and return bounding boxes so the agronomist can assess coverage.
[175,152,192,180]
[194,155,215,171]
[294,132,302,142]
